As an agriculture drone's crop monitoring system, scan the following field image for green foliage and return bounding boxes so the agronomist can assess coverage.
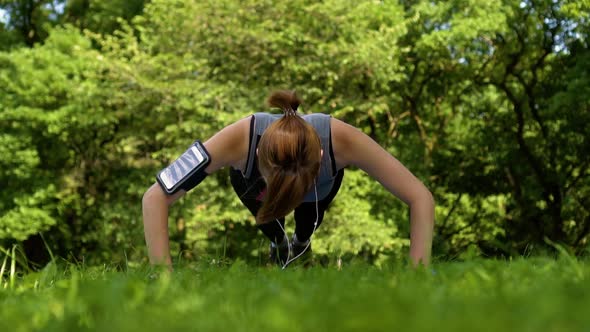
[0,0,589,265]
[0,0,60,47]
[0,0,147,48]
[63,0,147,34]
[314,170,409,265]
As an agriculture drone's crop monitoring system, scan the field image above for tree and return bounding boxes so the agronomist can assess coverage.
[1,0,588,267]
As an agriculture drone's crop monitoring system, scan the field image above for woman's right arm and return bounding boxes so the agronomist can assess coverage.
[141,116,251,269]
[142,185,186,268]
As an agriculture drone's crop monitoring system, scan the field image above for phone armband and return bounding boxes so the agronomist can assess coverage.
[156,140,211,195]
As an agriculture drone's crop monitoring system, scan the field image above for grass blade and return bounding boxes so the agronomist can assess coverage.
[0,249,7,287]
[10,245,16,289]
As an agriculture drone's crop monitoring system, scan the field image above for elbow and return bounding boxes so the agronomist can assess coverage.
[409,187,435,212]
[421,189,435,211]
[424,188,435,208]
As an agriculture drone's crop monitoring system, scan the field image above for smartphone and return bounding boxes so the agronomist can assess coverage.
[156,141,210,194]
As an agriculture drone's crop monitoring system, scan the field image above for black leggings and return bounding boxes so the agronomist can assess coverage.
[229,168,344,243]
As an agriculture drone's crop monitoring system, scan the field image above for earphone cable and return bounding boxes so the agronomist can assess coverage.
[275,181,318,269]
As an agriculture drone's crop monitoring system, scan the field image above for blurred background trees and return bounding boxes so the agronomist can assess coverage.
[1,0,588,267]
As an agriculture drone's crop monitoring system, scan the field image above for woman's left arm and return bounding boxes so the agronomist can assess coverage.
[331,118,435,267]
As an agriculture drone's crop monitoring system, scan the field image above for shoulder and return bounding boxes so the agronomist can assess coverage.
[330,116,393,170]
[218,114,253,138]
[330,117,364,169]
[203,115,253,173]
[330,117,362,146]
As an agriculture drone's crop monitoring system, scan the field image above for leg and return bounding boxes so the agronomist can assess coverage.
[293,169,344,242]
[229,168,285,244]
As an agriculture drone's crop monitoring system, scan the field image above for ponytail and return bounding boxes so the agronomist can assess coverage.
[256,90,322,224]
[267,90,301,115]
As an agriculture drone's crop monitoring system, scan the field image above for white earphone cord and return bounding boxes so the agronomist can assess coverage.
[275,181,318,270]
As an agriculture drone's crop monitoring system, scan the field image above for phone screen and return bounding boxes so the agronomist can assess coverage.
[159,145,206,190]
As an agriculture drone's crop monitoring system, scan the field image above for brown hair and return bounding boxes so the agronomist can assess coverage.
[256,90,322,224]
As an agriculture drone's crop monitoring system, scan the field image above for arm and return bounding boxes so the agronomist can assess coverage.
[142,116,251,268]
[142,185,185,268]
[331,118,435,267]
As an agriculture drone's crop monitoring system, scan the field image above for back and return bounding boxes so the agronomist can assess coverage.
[242,112,338,202]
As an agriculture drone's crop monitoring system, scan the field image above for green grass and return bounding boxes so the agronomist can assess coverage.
[1,257,589,332]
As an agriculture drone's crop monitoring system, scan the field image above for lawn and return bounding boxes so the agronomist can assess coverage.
[1,257,589,332]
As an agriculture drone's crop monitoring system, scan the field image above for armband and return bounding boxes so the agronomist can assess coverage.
[156,140,211,195]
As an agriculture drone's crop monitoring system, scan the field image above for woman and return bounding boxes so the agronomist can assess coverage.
[142,90,434,269]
